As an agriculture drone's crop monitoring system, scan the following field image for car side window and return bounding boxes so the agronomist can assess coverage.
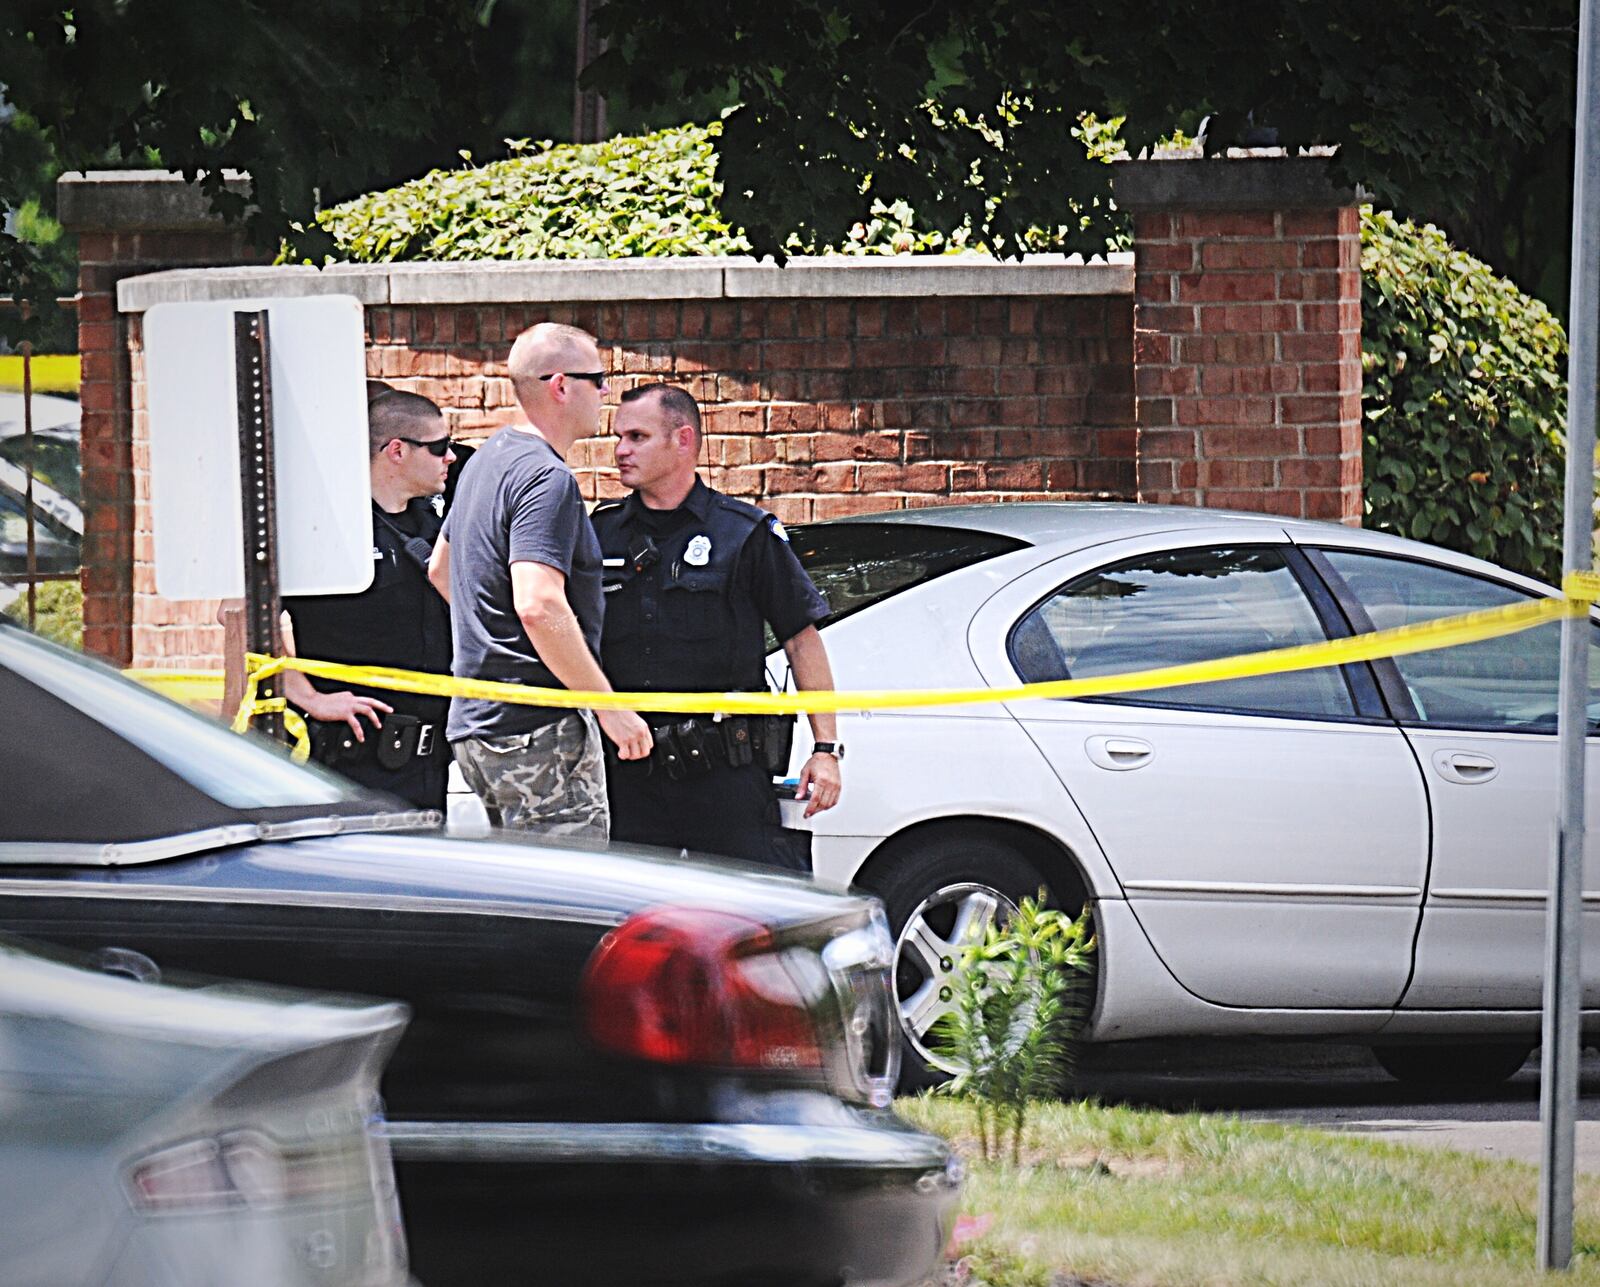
[1319,550,1600,732]
[1010,545,1355,718]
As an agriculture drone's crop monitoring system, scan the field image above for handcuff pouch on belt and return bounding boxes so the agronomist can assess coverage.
[374,712,430,770]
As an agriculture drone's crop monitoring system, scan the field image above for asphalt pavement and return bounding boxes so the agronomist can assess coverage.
[1070,1038,1600,1173]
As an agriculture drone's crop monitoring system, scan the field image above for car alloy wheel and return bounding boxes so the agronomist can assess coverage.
[862,830,1054,1089]
[894,881,1023,1075]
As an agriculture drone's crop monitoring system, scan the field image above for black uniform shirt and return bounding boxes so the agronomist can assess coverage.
[592,478,828,699]
[283,497,452,725]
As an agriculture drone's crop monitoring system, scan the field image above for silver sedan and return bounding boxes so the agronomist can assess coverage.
[774,503,1600,1087]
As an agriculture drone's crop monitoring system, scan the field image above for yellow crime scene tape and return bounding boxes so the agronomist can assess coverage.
[123,572,1600,762]
[0,354,82,395]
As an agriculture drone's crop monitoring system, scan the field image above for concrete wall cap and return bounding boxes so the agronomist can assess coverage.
[118,265,393,312]
[386,259,728,304]
[115,253,1135,312]
[1112,156,1359,212]
[722,252,1133,297]
[58,170,254,233]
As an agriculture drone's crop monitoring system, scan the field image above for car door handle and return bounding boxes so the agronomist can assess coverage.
[1431,750,1499,785]
[1085,736,1154,771]
[92,946,162,984]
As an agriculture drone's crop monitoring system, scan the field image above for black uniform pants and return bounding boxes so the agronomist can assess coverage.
[605,756,806,871]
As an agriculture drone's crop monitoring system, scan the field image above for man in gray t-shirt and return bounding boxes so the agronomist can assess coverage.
[428,322,651,839]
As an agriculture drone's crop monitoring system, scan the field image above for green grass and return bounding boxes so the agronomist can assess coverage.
[900,1096,1600,1286]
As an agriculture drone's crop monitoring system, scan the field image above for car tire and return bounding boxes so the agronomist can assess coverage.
[1371,1041,1535,1087]
[861,831,1052,1092]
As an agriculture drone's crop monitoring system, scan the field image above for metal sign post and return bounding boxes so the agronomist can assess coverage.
[1539,0,1600,1267]
[234,310,284,742]
[21,329,35,631]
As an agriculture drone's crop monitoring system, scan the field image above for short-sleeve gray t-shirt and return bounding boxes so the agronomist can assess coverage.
[441,427,604,740]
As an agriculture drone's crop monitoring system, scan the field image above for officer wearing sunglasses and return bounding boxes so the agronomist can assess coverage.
[280,386,456,810]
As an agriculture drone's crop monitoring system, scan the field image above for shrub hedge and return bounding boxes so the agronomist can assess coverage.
[3,577,82,649]
[1361,207,1568,582]
[322,128,1574,581]
[319,123,750,262]
[317,121,1004,260]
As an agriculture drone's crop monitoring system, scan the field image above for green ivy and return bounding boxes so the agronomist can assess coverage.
[315,117,1123,261]
[1361,206,1570,582]
[317,123,752,262]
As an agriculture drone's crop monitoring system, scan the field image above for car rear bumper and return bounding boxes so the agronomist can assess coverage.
[384,1118,961,1287]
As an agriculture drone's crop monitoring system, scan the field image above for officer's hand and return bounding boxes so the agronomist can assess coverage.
[797,752,842,817]
[301,690,391,741]
[599,709,653,761]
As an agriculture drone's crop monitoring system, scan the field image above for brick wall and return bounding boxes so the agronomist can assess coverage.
[365,295,1136,524]
[1116,159,1363,522]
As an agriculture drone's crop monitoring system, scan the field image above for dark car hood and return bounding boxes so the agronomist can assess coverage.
[48,828,877,932]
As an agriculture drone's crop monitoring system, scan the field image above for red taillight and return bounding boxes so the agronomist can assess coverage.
[581,907,824,1071]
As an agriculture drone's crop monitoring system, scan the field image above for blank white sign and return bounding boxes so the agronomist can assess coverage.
[144,295,373,599]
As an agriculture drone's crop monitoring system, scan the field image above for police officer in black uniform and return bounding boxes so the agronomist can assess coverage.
[281,388,455,810]
[592,383,843,868]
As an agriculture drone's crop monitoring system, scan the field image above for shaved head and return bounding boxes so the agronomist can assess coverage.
[503,320,608,452]
[508,322,600,398]
[367,388,443,455]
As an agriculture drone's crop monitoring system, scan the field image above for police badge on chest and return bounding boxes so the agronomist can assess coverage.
[684,534,711,566]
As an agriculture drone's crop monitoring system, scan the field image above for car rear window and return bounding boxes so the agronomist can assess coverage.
[786,521,1029,630]
[1,622,353,815]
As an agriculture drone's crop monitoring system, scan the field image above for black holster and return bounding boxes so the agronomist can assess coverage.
[309,718,365,768]
[756,714,796,775]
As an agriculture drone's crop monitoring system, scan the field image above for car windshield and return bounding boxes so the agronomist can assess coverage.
[786,522,1029,630]
[1,622,354,810]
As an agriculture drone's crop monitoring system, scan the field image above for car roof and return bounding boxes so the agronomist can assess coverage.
[812,501,1308,546]
[806,501,1560,598]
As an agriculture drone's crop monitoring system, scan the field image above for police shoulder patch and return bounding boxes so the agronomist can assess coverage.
[766,514,790,543]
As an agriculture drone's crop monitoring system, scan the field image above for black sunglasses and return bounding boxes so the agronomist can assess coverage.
[395,435,455,458]
[538,371,607,387]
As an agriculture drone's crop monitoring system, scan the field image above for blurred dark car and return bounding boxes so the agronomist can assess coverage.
[0,620,959,1287]
[0,936,408,1287]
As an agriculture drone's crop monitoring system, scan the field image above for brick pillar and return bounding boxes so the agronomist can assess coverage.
[57,172,262,663]
[1115,158,1362,523]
